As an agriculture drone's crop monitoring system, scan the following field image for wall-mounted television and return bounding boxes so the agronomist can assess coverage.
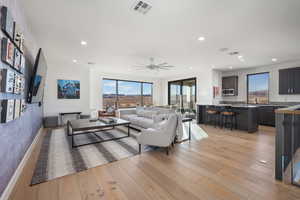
[27,48,48,104]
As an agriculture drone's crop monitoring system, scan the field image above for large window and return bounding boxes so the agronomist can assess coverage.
[247,73,269,104]
[102,79,153,108]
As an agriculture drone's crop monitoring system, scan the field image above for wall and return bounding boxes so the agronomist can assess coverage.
[160,68,215,106]
[43,61,90,116]
[0,0,42,197]
[220,61,300,103]
[43,66,163,116]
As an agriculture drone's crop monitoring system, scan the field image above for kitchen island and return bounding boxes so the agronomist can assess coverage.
[197,104,259,133]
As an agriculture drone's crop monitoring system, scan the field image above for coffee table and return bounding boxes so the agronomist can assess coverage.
[67,118,131,148]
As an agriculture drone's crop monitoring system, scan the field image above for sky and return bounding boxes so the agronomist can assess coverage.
[103,79,152,95]
[248,73,269,92]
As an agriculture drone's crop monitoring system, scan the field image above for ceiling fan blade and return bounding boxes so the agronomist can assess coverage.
[157,62,168,66]
[133,65,146,68]
[160,65,175,68]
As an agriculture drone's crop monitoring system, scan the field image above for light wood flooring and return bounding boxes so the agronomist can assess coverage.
[8,125,300,200]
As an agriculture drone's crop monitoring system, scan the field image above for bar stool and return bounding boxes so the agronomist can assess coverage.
[206,106,219,128]
[220,106,237,130]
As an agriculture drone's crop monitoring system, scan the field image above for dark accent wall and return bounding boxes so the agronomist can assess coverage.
[0,104,42,196]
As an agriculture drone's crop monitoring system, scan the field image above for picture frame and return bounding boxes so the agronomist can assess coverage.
[20,55,26,74]
[57,79,80,99]
[20,99,26,115]
[1,37,15,67]
[13,22,24,51]
[14,99,21,119]
[0,68,14,93]
[0,99,15,123]
[14,48,21,71]
[1,6,15,40]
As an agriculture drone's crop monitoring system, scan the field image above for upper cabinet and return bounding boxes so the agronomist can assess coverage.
[222,76,238,96]
[279,67,300,95]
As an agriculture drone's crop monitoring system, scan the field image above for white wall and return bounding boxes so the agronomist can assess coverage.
[43,62,90,116]
[89,68,163,111]
[220,61,300,103]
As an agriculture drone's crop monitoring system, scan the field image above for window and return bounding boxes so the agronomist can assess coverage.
[102,79,153,108]
[103,79,117,108]
[247,73,269,104]
[142,83,153,106]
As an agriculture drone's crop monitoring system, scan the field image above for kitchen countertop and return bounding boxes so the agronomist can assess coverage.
[275,105,300,115]
[197,104,268,108]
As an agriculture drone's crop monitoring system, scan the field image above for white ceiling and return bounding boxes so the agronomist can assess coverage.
[21,0,300,77]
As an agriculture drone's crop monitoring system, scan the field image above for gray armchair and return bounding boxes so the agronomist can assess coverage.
[137,114,178,155]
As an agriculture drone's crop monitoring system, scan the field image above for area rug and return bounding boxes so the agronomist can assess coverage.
[31,127,141,185]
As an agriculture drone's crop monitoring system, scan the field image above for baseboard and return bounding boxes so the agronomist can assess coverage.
[0,127,44,200]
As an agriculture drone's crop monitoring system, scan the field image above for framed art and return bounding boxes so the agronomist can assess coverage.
[1,6,15,40]
[14,48,21,71]
[0,68,14,93]
[57,79,80,99]
[13,73,19,94]
[20,55,26,74]
[14,99,21,119]
[0,99,15,123]
[13,23,24,51]
[1,37,15,67]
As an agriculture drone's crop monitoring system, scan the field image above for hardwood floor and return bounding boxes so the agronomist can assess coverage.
[8,125,300,200]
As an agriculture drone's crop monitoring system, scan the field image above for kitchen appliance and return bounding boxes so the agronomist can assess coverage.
[222,88,236,96]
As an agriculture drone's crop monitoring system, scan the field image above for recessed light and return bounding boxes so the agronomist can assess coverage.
[272,58,277,62]
[73,59,77,63]
[198,36,205,41]
[229,66,233,69]
[238,55,243,59]
[81,40,87,46]
[189,67,193,70]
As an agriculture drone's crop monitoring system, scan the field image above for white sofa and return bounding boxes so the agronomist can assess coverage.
[118,107,174,130]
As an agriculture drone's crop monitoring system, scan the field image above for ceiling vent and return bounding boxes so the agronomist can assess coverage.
[133,1,152,14]
[228,51,239,56]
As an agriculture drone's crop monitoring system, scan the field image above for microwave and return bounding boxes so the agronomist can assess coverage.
[222,89,236,96]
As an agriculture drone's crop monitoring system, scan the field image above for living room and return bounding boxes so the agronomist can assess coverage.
[1,0,300,200]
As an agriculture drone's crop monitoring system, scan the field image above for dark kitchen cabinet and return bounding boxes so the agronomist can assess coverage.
[279,67,300,95]
[222,76,238,96]
[258,106,285,127]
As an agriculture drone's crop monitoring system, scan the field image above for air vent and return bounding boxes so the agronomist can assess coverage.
[133,1,152,14]
[88,62,96,65]
[228,51,239,56]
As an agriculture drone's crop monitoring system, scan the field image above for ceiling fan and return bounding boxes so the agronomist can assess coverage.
[134,58,175,71]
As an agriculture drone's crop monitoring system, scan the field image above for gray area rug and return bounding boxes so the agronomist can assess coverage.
[31,127,141,185]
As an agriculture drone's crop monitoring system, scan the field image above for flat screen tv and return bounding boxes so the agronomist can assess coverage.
[27,48,48,104]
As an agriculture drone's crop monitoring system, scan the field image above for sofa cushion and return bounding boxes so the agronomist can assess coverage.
[137,110,157,119]
[122,114,138,121]
[136,118,155,129]
[153,114,170,123]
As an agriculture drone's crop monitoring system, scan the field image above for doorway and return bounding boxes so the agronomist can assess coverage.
[168,78,196,112]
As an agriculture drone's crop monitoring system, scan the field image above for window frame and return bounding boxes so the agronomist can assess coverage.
[246,72,270,104]
[167,77,197,107]
[103,78,153,108]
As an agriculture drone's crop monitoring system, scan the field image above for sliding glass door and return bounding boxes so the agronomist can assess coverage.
[168,78,196,112]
